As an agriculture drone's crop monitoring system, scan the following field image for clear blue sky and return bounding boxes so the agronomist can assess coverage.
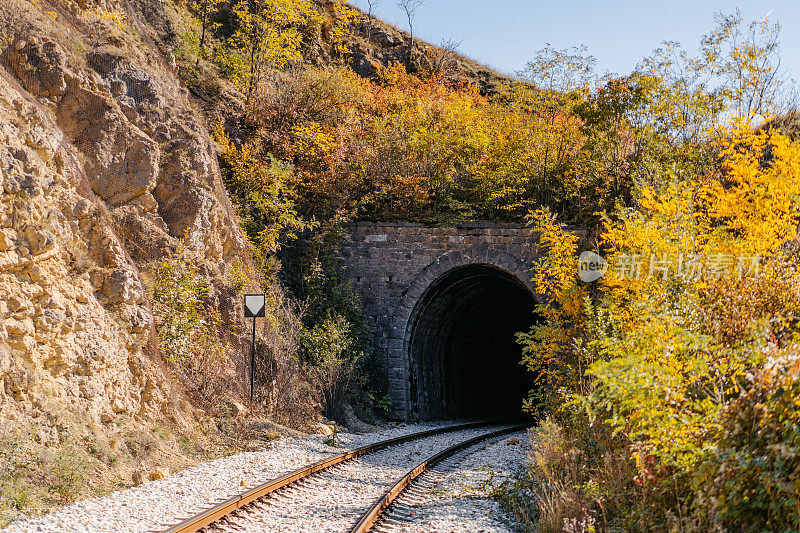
[347,1,800,81]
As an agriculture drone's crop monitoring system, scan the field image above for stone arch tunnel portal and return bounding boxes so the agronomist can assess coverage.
[406,264,538,420]
[336,222,570,421]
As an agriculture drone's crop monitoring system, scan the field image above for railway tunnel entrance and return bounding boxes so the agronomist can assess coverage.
[406,264,538,420]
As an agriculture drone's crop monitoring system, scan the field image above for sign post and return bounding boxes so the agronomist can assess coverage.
[244,294,266,403]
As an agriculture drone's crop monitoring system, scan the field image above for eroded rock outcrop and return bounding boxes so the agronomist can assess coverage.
[335,6,512,96]
[6,33,246,268]
[0,70,172,429]
[0,0,251,456]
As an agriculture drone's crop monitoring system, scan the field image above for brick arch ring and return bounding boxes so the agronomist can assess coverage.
[385,244,542,416]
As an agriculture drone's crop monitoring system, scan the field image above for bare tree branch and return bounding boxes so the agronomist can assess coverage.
[366,0,381,42]
[396,0,423,70]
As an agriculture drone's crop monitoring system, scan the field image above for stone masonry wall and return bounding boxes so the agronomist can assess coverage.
[337,222,544,419]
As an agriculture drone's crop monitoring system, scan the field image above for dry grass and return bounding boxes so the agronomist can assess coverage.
[0,422,108,526]
[0,410,283,527]
[493,418,642,533]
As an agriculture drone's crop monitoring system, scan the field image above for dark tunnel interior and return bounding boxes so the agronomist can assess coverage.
[407,264,539,420]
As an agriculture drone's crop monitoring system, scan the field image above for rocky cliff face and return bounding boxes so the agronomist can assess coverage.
[0,69,167,427]
[0,0,250,460]
[339,5,512,96]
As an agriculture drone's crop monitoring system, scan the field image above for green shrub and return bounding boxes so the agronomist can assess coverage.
[284,224,385,423]
[47,446,88,504]
[300,312,356,420]
[694,350,800,531]
[147,242,237,401]
[227,260,249,294]
[0,425,35,520]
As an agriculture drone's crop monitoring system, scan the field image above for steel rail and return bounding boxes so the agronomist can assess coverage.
[159,421,493,533]
[349,424,528,533]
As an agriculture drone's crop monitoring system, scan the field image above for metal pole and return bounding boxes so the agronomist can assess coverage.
[250,316,256,403]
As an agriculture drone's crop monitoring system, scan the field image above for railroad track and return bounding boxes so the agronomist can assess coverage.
[350,424,525,532]
[158,422,526,533]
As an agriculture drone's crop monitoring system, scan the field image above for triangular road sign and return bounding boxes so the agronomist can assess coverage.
[244,294,266,317]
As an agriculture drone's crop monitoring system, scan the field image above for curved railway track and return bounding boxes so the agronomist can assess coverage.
[350,424,525,532]
[158,422,527,533]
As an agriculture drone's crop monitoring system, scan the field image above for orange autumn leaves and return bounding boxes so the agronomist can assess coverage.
[249,64,588,224]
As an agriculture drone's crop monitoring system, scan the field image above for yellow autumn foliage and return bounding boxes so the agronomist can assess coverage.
[522,123,800,529]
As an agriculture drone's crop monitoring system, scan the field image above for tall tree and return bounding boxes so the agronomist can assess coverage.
[699,9,786,122]
[193,0,221,66]
[229,0,317,104]
[396,0,423,70]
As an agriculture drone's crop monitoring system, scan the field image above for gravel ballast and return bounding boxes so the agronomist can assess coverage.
[216,425,512,533]
[3,423,527,533]
[374,429,529,532]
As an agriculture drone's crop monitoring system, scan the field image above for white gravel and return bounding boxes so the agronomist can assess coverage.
[214,426,512,533]
[3,422,471,533]
[375,430,529,533]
